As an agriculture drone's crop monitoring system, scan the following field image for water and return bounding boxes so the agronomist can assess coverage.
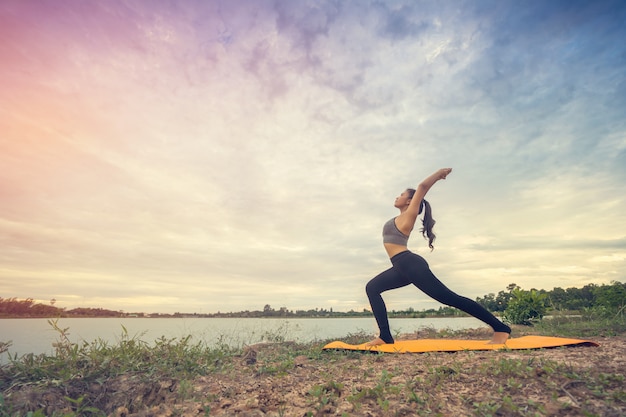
[0,316,488,362]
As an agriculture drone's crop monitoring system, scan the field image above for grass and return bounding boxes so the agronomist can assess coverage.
[533,310,626,337]
[0,315,624,416]
[1,319,239,416]
[5,319,235,381]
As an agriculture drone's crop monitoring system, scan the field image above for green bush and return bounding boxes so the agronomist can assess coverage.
[503,288,548,325]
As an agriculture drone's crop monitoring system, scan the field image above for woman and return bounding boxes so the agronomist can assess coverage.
[365,168,511,346]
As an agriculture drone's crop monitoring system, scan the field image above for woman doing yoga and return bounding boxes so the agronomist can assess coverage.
[365,168,511,346]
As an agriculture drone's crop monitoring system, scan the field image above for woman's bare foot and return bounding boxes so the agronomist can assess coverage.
[487,331,510,344]
[364,337,388,347]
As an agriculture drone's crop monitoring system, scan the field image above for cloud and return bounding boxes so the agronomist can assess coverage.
[0,0,625,314]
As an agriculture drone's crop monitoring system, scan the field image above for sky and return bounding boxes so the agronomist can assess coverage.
[1,0,625,316]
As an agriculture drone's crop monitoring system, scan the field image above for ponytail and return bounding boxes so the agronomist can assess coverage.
[406,188,437,250]
[420,199,436,251]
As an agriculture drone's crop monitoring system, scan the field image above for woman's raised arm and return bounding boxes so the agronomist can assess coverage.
[406,168,452,216]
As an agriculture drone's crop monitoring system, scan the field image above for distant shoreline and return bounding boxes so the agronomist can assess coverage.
[0,313,471,319]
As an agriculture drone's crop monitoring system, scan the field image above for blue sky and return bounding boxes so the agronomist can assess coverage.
[1,0,625,315]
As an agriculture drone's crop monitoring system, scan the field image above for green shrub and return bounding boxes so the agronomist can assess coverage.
[503,288,548,325]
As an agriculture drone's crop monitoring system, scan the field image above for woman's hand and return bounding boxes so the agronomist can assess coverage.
[409,168,454,216]
[437,168,452,180]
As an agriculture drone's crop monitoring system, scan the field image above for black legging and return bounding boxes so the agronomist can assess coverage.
[366,250,511,343]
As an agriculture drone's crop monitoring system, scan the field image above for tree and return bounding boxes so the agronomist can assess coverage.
[593,281,626,316]
[476,293,498,311]
[548,287,567,310]
[494,290,512,311]
[263,304,274,316]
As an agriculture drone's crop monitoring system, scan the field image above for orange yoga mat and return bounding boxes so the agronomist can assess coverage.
[322,335,599,353]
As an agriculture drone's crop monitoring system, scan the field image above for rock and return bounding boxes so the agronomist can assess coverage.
[242,348,257,365]
[113,406,129,417]
[293,355,308,367]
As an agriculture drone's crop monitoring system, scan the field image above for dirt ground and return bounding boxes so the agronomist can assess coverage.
[7,334,626,416]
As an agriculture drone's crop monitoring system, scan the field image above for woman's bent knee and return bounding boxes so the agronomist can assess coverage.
[365,280,379,297]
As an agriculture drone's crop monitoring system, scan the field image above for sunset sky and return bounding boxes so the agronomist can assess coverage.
[1,0,625,315]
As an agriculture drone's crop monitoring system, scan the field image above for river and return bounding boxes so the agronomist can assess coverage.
[1,316,489,363]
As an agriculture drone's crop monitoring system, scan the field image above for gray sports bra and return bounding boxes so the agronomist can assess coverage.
[382,217,409,246]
